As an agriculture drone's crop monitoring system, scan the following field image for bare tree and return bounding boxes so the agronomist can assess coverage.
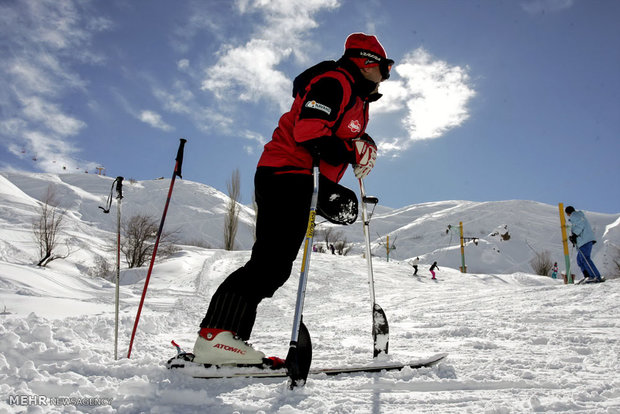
[121,214,178,268]
[530,250,553,276]
[33,187,71,267]
[90,255,113,280]
[319,227,342,249]
[315,227,350,255]
[224,168,241,251]
[333,238,352,255]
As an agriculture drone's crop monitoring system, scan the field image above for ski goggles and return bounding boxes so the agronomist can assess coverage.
[379,58,394,80]
[344,48,395,80]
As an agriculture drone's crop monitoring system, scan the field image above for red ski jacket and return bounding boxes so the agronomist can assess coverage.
[258,58,380,183]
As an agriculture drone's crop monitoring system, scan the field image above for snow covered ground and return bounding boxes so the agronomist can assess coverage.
[1,172,619,413]
[1,250,619,413]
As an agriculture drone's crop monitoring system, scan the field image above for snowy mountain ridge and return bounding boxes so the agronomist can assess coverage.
[1,171,618,277]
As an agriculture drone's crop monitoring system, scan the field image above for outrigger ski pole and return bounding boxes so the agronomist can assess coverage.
[359,178,389,358]
[285,158,319,388]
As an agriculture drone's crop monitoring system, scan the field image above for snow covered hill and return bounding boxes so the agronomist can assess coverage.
[0,171,257,255]
[0,171,619,413]
[333,198,620,276]
[2,171,618,276]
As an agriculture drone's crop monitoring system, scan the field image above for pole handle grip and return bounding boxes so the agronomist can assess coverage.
[115,176,124,199]
[175,138,188,178]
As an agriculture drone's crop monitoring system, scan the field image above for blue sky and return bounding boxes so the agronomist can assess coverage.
[1,0,619,214]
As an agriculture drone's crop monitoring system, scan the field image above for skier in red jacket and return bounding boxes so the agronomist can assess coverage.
[194,33,393,365]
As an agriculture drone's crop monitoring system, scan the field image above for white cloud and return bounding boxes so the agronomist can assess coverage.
[374,48,475,156]
[371,81,410,114]
[201,39,293,112]
[0,0,111,173]
[200,0,340,113]
[152,84,194,115]
[157,0,341,149]
[152,84,234,133]
[177,59,190,71]
[241,129,268,146]
[114,89,178,133]
[139,110,174,132]
[194,2,472,155]
[169,4,222,54]
[376,137,408,155]
[21,96,86,137]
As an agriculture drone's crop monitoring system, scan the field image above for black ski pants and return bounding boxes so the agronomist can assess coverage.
[200,168,313,340]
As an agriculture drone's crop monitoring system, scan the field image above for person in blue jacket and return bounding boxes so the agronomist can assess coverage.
[565,206,602,282]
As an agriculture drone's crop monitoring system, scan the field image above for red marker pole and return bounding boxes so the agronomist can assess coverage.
[127,138,187,358]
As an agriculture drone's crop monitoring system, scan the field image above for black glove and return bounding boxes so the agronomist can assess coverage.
[300,136,352,166]
[569,233,577,246]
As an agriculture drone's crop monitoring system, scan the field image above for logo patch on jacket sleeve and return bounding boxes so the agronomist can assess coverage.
[305,100,332,115]
[347,120,361,133]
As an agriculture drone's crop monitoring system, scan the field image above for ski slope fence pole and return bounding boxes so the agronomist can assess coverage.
[127,138,187,359]
[459,221,466,273]
[114,177,123,360]
[558,203,572,284]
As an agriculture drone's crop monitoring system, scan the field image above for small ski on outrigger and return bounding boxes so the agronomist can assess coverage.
[166,341,447,379]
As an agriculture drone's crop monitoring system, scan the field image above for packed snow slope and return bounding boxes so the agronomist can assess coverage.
[1,171,619,413]
[1,250,619,413]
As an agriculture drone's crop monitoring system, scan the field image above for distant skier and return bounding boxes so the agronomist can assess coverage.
[429,261,439,280]
[410,257,419,276]
[551,262,558,279]
[565,206,602,283]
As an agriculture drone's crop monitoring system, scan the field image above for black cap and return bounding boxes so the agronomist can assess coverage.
[565,206,575,214]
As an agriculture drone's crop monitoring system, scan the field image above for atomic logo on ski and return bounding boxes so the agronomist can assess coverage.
[213,343,246,355]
